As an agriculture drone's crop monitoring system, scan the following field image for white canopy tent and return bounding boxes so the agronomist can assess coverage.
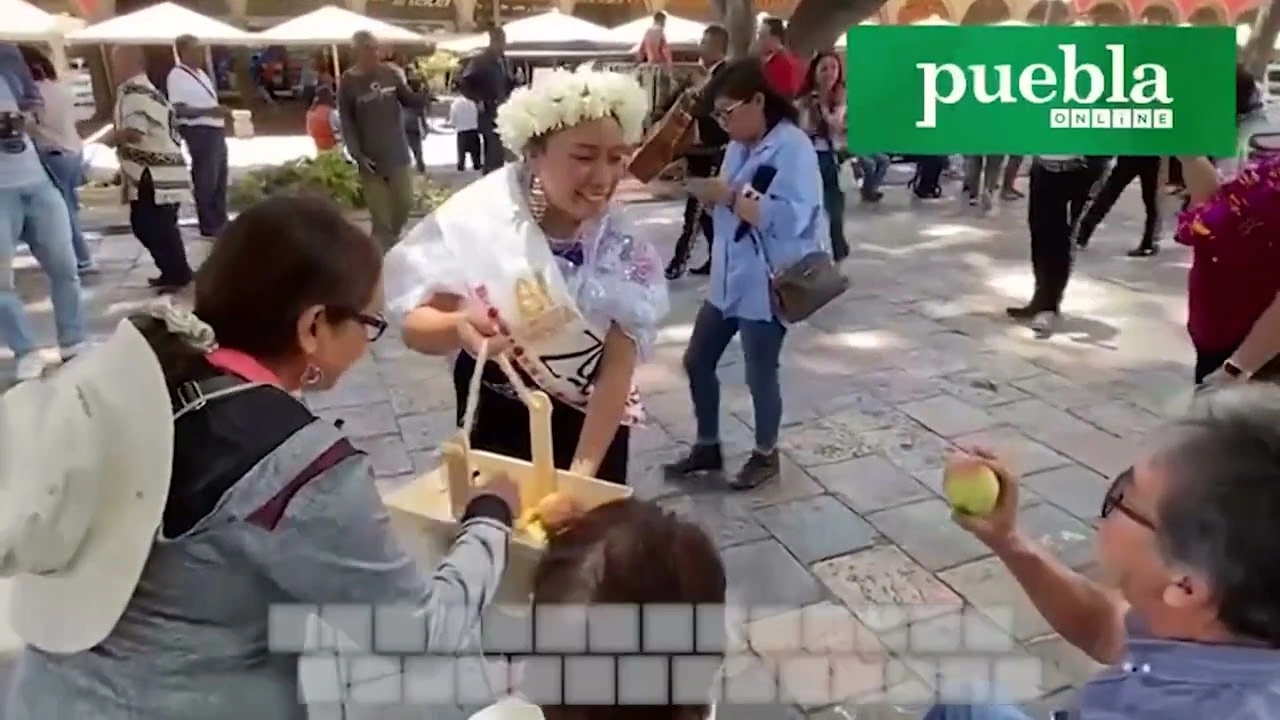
[1,0,67,42]
[911,15,957,24]
[439,9,623,55]
[65,1,256,45]
[992,19,1031,25]
[610,14,706,52]
[256,5,425,45]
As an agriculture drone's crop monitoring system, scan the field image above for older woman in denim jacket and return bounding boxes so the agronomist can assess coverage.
[665,58,828,490]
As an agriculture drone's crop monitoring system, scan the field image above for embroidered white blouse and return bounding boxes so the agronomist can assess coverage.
[384,164,669,361]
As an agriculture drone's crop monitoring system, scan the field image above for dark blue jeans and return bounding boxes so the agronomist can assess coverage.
[683,301,787,451]
[177,125,228,237]
[816,150,849,261]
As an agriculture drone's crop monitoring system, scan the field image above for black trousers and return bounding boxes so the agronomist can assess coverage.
[177,125,228,237]
[1027,163,1094,313]
[480,126,505,175]
[1076,155,1161,248]
[453,351,629,485]
[129,170,193,284]
[456,130,481,171]
[670,153,719,268]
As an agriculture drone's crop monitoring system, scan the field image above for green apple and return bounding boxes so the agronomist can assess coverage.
[943,456,1001,516]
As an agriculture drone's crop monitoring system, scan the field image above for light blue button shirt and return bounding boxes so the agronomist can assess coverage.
[707,119,828,323]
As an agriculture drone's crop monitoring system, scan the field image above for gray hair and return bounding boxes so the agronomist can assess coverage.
[1154,384,1280,646]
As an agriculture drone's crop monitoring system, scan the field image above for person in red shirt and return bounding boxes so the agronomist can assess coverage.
[756,17,803,99]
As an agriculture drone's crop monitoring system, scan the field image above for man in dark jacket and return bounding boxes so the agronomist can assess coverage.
[666,24,731,280]
[461,27,513,174]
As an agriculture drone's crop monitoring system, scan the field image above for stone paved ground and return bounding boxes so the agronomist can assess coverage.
[1,183,1194,719]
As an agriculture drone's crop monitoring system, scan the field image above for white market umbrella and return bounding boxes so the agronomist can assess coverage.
[440,9,621,54]
[911,15,957,25]
[0,0,62,42]
[256,5,425,45]
[611,14,706,51]
[992,19,1031,25]
[66,1,256,44]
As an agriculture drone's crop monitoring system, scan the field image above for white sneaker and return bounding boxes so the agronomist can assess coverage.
[14,352,49,381]
[1031,311,1059,338]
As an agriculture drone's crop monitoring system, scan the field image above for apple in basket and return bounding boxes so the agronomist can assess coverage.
[517,492,585,544]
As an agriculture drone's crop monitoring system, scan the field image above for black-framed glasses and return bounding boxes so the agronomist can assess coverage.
[329,307,388,342]
[1100,467,1156,530]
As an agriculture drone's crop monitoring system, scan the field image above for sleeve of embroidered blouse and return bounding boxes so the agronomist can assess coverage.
[240,447,511,658]
[383,215,469,322]
[757,128,825,248]
[583,223,669,361]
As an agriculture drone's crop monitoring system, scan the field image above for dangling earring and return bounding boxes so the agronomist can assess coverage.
[528,173,549,225]
[300,363,325,387]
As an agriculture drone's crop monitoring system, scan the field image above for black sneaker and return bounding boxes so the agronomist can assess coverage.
[663,443,724,478]
[729,450,780,490]
[1006,304,1043,320]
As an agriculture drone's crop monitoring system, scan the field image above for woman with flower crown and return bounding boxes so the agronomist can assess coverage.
[384,68,669,484]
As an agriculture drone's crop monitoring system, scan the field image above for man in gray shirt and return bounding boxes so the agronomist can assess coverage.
[924,384,1280,720]
[338,30,424,250]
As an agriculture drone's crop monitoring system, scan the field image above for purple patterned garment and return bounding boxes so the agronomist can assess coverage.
[1177,154,1280,254]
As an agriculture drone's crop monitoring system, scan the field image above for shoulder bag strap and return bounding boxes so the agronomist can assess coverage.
[173,375,272,421]
[177,65,218,102]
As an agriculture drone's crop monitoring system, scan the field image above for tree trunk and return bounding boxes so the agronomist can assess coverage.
[714,0,756,58]
[1242,0,1280,78]
[787,0,892,57]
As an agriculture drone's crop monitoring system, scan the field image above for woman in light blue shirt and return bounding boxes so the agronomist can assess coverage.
[665,57,828,490]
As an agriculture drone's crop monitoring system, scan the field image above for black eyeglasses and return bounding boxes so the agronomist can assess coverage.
[1100,467,1156,530]
[329,307,388,342]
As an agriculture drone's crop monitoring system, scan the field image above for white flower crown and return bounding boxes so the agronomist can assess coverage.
[495,68,650,156]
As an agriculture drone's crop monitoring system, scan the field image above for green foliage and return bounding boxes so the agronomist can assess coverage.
[228,151,454,215]
[413,51,462,93]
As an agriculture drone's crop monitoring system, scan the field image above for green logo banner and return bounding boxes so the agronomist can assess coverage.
[844,25,1237,156]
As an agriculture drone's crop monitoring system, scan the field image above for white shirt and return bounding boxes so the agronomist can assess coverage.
[165,64,223,128]
[450,96,478,132]
[29,79,82,153]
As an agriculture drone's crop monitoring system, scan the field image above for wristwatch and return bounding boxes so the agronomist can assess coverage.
[1222,359,1252,380]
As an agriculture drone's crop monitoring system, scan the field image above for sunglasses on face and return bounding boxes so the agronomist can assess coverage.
[1100,467,1156,530]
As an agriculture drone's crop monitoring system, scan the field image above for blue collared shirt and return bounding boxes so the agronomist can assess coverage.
[0,43,40,111]
[707,119,828,323]
[1076,614,1280,719]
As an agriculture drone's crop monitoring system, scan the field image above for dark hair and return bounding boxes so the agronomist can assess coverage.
[653,10,666,22]
[18,45,56,81]
[761,16,787,42]
[800,50,844,96]
[131,195,382,392]
[1156,385,1280,647]
[1236,63,1262,116]
[175,34,199,52]
[702,24,728,52]
[533,499,726,720]
[488,26,505,42]
[352,30,376,47]
[713,57,799,129]
[313,84,335,106]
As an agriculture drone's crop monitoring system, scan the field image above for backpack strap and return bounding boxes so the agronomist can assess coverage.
[172,375,272,421]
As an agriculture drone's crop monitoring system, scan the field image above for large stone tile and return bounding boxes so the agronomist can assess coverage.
[721,539,825,610]
[1011,374,1109,411]
[657,493,770,549]
[315,402,400,439]
[988,400,1100,441]
[1017,504,1096,570]
[397,410,461,451]
[811,546,962,633]
[933,371,1032,408]
[753,496,879,564]
[878,607,1019,659]
[1039,429,1131,478]
[1022,464,1109,523]
[866,499,991,572]
[948,426,1071,477]
[1024,635,1105,693]
[385,380,456,417]
[849,425,954,481]
[779,406,906,468]
[725,451,825,509]
[351,434,415,478]
[898,394,999,438]
[306,372,391,410]
[857,369,944,404]
[627,444,693,501]
[808,455,934,514]
[1069,400,1163,440]
[937,557,1052,642]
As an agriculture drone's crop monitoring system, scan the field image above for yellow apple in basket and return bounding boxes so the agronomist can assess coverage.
[943,454,1001,516]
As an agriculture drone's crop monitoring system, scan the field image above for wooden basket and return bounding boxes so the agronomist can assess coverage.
[383,342,632,601]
